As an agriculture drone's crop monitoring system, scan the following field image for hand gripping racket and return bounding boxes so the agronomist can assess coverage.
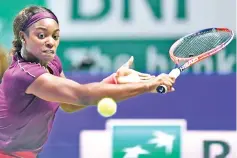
[157,28,234,93]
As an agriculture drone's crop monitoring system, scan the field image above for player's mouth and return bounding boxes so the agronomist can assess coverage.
[42,50,55,54]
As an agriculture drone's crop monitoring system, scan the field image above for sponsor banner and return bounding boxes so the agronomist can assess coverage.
[4,0,235,43]
[47,0,236,38]
[46,0,236,73]
[1,1,236,73]
[58,39,236,73]
[80,119,237,158]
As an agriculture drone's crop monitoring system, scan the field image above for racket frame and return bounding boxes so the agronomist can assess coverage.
[170,28,234,72]
[157,28,234,93]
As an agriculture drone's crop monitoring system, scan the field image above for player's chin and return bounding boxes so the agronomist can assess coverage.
[41,53,55,62]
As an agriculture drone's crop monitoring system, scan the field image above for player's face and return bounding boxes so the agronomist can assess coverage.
[23,18,60,62]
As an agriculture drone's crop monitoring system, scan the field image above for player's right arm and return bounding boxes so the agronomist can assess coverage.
[26,73,175,106]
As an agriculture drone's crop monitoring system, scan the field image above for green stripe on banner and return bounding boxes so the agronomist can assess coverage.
[57,38,236,74]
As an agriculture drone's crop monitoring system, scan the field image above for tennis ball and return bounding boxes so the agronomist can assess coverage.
[97,98,117,117]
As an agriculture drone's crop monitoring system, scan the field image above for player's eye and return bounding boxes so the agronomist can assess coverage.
[53,35,59,40]
[38,33,45,39]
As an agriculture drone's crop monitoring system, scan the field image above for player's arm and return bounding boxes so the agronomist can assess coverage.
[26,73,157,107]
[59,71,86,113]
[60,72,119,113]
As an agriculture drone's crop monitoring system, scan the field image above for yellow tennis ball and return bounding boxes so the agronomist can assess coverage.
[97,98,117,117]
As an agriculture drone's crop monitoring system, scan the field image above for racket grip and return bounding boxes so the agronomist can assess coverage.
[157,68,181,94]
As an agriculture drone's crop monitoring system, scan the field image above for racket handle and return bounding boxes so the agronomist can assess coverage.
[157,68,181,94]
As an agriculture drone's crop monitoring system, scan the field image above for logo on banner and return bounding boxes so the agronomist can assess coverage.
[112,124,182,158]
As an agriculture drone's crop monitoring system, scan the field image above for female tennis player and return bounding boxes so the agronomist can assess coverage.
[0,6,175,157]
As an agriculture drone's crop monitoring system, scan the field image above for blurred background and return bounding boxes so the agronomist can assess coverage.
[0,0,236,158]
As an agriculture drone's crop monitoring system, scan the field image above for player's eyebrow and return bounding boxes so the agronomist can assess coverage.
[35,26,60,32]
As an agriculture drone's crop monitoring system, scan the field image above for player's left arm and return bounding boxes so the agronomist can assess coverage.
[60,71,119,113]
[59,56,154,113]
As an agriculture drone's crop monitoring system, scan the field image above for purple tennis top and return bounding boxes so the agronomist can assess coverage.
[0,52,62,153]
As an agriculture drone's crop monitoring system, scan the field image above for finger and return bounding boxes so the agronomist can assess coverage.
[117,67,131,76]
[117,75,140,84]
[123,56,134,68]
[169,76,176,82]
[128,56,134,67]
[165,76,175,84]
[143,77,157,82]
[164,81,173,87]
[131,70,152,77]
[163,78,175,89]
[167,87,175,93]
[160,76,173,85]
[139,79,154,83]
[138,72,152,77]
[140,75,156,80]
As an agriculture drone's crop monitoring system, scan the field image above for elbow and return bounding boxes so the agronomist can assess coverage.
[74,85,97,106]
[60,104,87,113]
[60,107,76,113]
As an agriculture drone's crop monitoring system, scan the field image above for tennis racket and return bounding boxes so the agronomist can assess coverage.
[157,27,234,93]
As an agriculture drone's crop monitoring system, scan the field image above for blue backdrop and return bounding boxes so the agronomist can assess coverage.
[38,74,236,158]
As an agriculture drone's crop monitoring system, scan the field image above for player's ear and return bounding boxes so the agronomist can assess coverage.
[19,31,26,44]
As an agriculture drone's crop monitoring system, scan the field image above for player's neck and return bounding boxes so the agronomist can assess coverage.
[20,50,48,67]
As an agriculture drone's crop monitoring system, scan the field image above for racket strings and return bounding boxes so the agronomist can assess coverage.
[173,30,232,58]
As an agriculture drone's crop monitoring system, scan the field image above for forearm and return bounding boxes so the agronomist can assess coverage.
[77,82,149,106]
[61,74,118,113]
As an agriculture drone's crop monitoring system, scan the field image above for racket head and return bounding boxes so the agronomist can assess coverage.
[169,28,234,66]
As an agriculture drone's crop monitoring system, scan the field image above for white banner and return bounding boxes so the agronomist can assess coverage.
[79,119,237,158]
[47,0,236,39]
